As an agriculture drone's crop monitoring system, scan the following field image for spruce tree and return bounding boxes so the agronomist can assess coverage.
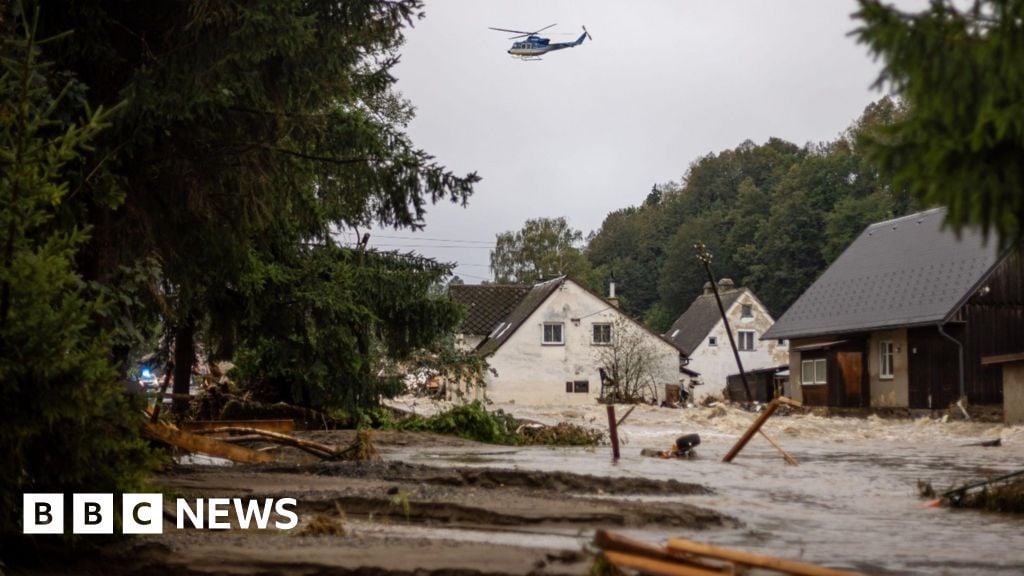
[855,0,1024,247]
[0,5,152,540]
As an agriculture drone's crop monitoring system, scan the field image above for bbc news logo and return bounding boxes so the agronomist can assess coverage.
[23,494,298,534]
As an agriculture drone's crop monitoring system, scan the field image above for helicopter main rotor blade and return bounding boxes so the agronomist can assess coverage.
[488,23,557,39]
[489,27,535,35]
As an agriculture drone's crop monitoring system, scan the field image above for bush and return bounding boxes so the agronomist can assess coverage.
[392,402,603,446]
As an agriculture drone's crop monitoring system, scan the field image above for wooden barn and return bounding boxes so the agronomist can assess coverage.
[763,208,1024,410]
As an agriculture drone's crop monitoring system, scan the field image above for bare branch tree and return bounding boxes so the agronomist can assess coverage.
[596,317,659,404]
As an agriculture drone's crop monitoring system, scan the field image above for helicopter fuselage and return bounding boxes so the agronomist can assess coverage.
[506,31,588,59]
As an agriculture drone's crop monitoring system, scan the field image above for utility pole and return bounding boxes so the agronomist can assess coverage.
[694,243,753,406]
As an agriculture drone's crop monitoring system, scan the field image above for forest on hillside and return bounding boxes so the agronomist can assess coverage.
[493,98,919,332]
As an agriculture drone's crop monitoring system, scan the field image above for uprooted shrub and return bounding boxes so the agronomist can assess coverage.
[392,402,604,446]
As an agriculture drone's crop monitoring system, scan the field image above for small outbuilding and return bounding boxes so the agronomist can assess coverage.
[981,353,1024,424]
[764,208,1024,410]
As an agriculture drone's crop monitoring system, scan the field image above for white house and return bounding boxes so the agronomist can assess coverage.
[665,279,788,403]
[451,277,697,405]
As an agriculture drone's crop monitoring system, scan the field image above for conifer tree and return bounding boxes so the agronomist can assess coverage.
[33,0,478,413]
[0,5,152,539]
[855,0,1024,247]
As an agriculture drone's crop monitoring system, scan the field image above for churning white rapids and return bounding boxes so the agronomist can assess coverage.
[385,399,1024,575]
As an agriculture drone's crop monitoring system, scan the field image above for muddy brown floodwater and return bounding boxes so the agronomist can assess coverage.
[42,403,1024,575]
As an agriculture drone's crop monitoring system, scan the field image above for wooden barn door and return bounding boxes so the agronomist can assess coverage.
[908,328,958,409]
[836,351,864,407]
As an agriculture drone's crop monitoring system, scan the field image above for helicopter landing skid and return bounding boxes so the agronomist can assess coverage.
[516,56,543,62]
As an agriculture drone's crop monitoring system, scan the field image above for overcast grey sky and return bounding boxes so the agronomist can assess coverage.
[355,1,917,284]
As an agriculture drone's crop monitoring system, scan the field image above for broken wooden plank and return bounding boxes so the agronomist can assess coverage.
[758,429,799,466]
[723,396,801,464]
[603,551,723,576]
[666,537,858,576]
[594,530,722,572]
[182,419,295,434]
[616,405,636,427]
[141,421,274,464]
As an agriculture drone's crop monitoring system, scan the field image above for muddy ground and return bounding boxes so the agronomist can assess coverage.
[19,430,732,576]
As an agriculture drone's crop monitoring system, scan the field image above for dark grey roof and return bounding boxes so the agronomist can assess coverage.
[476,277,564,356]
[665,289,744,355]
[449,284,532,336]
[763,208,1003,340]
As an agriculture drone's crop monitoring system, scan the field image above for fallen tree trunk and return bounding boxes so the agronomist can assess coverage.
[141,421,274,464]
[183,419,295,434]
[194,426,337,459]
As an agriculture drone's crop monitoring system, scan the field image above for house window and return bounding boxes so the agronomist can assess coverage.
[880,341,894,380]
[801,358,827,385]
[778,339,787,346]
[592,323,612,345]
[738,331,755,351]
[565,380,589,393]
[543,322,564,345]
[741,304,753,318]
[708,336,718,347]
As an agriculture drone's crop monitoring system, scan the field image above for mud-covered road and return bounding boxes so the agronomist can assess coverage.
[92,431,731,576]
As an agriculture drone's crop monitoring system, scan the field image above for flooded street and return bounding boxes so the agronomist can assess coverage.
[388,402,1024,575]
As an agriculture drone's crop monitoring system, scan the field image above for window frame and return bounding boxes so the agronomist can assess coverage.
[565,380,589,393]
[879,341,894,380]
[591,323,612,346]
[737,330,756,351]
[542,322,564,345]
[801,358,827,385]
[708,336,718,347]
[740,304,753,318]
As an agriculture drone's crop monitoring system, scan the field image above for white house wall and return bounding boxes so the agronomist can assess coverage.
[686,291,788,402]
[484,280,683,405]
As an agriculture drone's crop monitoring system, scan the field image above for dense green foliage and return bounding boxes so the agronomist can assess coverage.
[585,99,915,328]
[855,0,1024,249]
[490,217,592,284]
[231,247,464,410]
[1,0,477,542]
[30,0,478,413]
[0,7,154,539]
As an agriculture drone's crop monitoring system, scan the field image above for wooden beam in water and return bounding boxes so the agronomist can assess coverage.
[722,396,802,464]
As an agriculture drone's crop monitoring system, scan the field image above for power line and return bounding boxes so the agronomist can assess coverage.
[371,233,495,245]
[370,243,494,249]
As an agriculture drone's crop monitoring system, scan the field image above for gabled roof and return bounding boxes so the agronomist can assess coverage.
[449,284,532,336]
[471,277,691,361]
[665,288,744,356]
[763,207,1003,340]
[476,277,565,356]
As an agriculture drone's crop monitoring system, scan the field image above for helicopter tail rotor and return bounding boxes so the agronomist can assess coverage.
[583,25,593,41]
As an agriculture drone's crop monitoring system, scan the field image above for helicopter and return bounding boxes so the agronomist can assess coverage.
[489,24,592,60]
